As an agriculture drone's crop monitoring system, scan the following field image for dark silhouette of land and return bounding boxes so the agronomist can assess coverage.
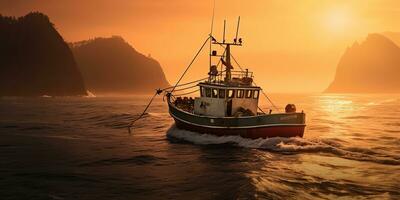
[71,36,169,94]
[0,12,86,96]
[382,32,400,47]
[326,33,400,93]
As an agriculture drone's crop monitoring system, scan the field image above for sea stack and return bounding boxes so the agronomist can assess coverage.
[325,34,400,93]
[71,36,170,94]
[0,12,87,96]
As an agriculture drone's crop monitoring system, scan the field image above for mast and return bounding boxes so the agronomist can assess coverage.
[224,44,232,82]
[209,17,242,83]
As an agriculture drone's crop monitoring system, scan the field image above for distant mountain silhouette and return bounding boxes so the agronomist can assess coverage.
[325,33,400,93]
[382,32,400,47]
[0,12,86,96]
[71,36,169,94]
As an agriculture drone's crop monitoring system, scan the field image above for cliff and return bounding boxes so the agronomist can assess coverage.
[325,34,400,93]
[71,36,169,94]
[382,32,400,47]
[0,12,86,96]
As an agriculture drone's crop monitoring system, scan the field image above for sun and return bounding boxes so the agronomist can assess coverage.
[325,8,352,33]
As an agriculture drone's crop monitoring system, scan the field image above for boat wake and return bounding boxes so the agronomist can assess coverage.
[167,125,400,165]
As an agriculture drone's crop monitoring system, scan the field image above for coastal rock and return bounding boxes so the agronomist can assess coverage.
[326,34,400,93]
[71,36,170,94]
[0,12,86,96]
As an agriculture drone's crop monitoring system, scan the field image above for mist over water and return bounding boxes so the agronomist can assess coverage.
[0,94,399,199]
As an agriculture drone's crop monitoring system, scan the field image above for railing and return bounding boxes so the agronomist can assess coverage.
[221,70,253,79]
[206,70,254,85]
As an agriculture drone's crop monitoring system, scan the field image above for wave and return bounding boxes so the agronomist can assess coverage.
[343,115,373,120]
[0,122,62,131]
[166,125,400,165]
[167,126,338,153]
[366,98,398,106]
[80,155,163,166]
[385,122,400,127]
[79,112,168,129]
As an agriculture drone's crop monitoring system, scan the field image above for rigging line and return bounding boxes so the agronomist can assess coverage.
[127,91,158,134]
[259,89,279,112]
[214,42,273,113]
[163,77,208,91]
[215,48,227,81]
[229,53,280,111]
[128,36,209,133]
[258,106,266,114]
[174,89,200,96]
[170,84,199,92]
[217,48,227,66]
[170,36,210,94]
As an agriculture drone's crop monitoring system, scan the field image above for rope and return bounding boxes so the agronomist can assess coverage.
[212,42,278,111]
[170,37,210,93]
[163,77,208,91]
[174,89,200,96]
[230,54,280,111]
[127,36,210,133]
[258,107,266,114]
[171,84,199,92]
[127,91,160,134]
[162,77,208,101]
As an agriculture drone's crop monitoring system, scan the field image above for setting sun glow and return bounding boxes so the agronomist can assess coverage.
[325,9,352,33]
[1,0,400,93]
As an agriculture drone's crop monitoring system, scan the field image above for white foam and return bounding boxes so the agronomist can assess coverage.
[166,125,320,151]
[166,125,400,165]
[85,90,96,98]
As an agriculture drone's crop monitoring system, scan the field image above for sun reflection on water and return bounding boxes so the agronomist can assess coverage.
[310,94,371,140]
[318,95,356,117]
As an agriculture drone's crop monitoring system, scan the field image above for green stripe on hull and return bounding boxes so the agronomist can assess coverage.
[168,97,305,129]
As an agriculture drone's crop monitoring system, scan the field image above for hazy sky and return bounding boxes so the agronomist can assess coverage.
[2,0,400,92]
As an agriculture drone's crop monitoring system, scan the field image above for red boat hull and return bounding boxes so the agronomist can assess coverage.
[173,118,305,139]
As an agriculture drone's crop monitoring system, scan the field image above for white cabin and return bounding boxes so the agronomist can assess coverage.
[194,83,260,117]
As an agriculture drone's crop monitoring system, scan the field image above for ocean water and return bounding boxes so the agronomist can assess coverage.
[0,94,399,200]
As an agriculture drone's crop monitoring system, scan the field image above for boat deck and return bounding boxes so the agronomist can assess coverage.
[173,97,194,113]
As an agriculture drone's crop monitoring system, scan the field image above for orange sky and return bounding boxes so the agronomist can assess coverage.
[2,0,400,92]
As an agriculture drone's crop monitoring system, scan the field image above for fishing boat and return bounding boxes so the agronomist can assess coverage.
[128,17,306,138]
[163,18,305,139]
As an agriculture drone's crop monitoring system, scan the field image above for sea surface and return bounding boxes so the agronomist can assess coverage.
[0,94,399,200]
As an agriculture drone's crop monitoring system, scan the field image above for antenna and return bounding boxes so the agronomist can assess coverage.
[210,0,216,36]
[235,16,240,43]
[223,20,226,43]
[209,0,216,72]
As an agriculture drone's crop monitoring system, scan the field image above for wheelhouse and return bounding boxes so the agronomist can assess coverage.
[194,83,261,117]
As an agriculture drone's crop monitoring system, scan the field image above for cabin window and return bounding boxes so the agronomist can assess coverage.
[237,90,244,98]
[212,88,218,98]
[200,86,204,97]
[219,89,226,98]
[245,90,253,98]
[228,89,235,98]
[253,90,259,99]
[205,87,211,97]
